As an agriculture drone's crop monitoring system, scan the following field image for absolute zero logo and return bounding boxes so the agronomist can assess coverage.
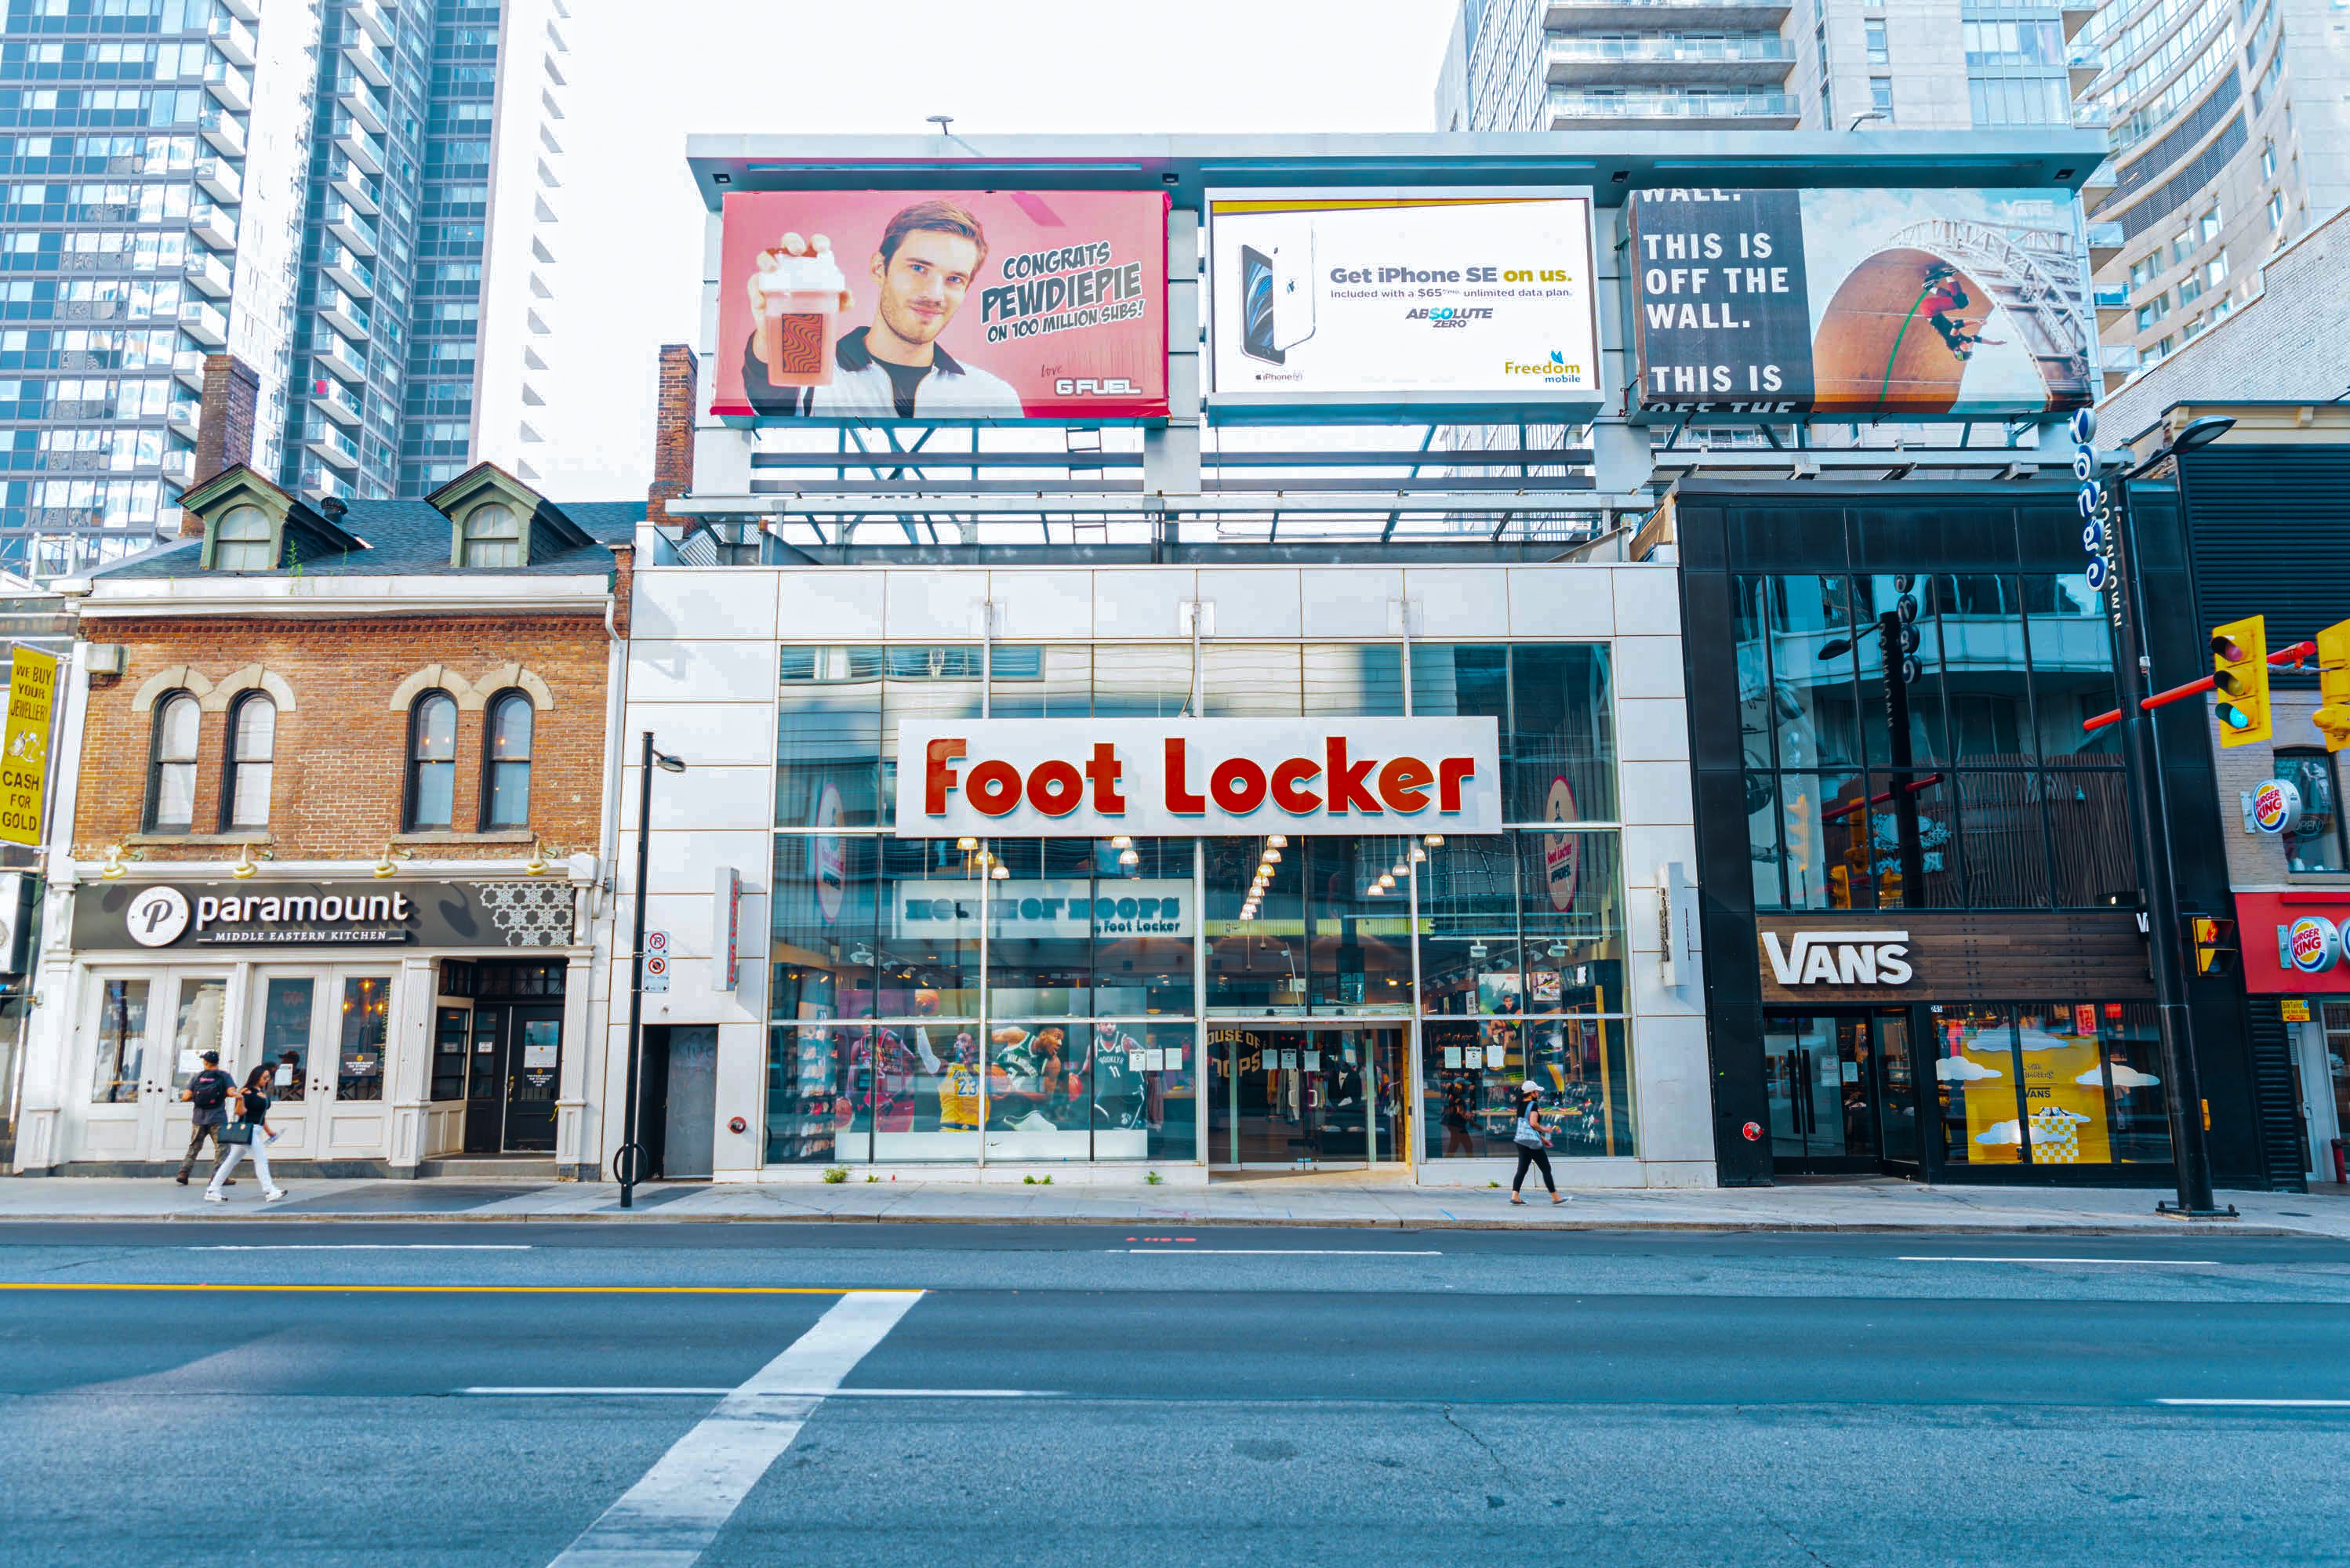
[1405,307,1493,330]
[1762,929,1914,986]
[924,735,1479,820]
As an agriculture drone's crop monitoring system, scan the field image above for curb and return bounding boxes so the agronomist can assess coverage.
[0,1207,2323,1238]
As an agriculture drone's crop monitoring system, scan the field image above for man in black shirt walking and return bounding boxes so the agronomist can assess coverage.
[176,1050,234,1187]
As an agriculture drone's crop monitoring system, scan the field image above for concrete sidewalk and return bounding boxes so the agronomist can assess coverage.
[3,1173,2346,1236]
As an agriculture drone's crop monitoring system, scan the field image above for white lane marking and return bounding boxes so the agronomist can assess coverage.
[1113,1248,1443,1256]
[467,1386,1051,1398]
[546,1289,919,1568]
[187,1244,532,1251]
[2156,1399,2350,1408]
[1898,1256,2221,1266]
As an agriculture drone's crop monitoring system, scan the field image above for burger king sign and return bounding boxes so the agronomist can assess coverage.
[2285,914,2345,975]
[2250,779,2303,836]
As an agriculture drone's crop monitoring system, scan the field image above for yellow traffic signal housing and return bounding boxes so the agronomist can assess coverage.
[2210,615,2272,747]
[2188,915,2238,977]
[2316,620,2350,753]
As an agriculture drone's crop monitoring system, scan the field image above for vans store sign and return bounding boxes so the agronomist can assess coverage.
[895,718,1502,837]
[72,880,578,951]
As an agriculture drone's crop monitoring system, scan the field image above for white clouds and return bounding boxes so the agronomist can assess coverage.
[2079,1062,2163,1089]
[1938,1054,2004,1083]
[1974,1119,2024,1146]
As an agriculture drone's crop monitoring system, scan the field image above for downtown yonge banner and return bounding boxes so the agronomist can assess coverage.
[1204,191,1603,416]
[895,718,1503,837]
[1625,187,2095,418]
[711,190,1171,421]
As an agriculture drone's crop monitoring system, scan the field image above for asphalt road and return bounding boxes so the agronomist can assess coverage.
[2,1221,2348,1566]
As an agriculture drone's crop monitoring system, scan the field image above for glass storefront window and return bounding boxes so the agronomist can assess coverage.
[1777,771,1872,910]
[1516,829,1625,1014]
[776,645,883,829]
[1206,835,1411,1015]
[1304,644,1404,717]
[2046,770,2134,906]
[1091,644,1192,717]
[989,644,1091,718]
[169,978,224,1091]
[336,976,390,1102]
[1423,1016,1633,1160]
[2021,1000,2170,1164]
[430,1004,467,1102]
[1202,644,1302,717]
[1761,575,1865,772]
[2279,751,2346,873]
[878,646,984,828]
[2022,573,2120,761]
[1933,1004,2023,1165]
[1508,644,1616,824]
[260,977,314,1102]
[90,977,147,1104]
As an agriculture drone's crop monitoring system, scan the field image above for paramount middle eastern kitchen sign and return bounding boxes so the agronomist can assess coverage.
[894,718,1502,837]
[73,879,579,951]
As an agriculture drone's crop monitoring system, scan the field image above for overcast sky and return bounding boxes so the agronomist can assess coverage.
[539,0,1461,496]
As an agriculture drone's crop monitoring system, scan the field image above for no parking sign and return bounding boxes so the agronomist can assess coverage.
[643,929,670,993]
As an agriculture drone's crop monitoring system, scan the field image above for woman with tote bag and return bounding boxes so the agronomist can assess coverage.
[1509,1080,1564,1206]
[205,1065,288,1203]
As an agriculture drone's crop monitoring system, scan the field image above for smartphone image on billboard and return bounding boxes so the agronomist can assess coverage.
[1268,224,1315,353]
[1241,245,1283,365]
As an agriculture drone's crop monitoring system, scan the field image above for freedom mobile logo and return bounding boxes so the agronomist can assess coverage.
[1502,350,1584,381]
[1761,929,1913,986]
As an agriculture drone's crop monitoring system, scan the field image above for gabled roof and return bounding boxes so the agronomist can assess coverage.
[178,464,370,558]
[97,495,644,581]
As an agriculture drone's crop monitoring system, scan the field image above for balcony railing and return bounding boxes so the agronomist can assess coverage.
[343,29,390,87]
[194,158,241,205]
[1548,35,1795,64]
[321,241,376,298]
[197,108,246,158]
[202,60,252,112]
[323,196,378,256]
[318,285,372,340]
[333,115,385,176]
[182,248,233,298]
[168,397,202,441]
[307,420,361,474]
[178,298,228,347]
[337,76,388,134]
[172,349,206,392]
[190,201,238,250]
[310,376,361,426]
[351,0,394,46]
[206,13,257,66]
[329,154,380,215]
[1547,88,1799,119]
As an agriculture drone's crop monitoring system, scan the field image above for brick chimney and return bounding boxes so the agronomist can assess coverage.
[645,343,698,530]
[178,353,260,538]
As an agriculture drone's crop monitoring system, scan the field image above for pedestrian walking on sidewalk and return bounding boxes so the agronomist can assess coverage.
[1509,1080,1564,1206]
[204,1066,287,1203]
[175,1050,236,1187]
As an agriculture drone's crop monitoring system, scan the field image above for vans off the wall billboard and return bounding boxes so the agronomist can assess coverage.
[1627,187,2094,419]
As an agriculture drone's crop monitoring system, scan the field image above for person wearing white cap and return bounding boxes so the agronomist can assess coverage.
[1509,1080,1564,1206]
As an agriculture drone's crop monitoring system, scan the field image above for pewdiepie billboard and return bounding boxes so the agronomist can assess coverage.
[1206,191,1602,416]
[712,190,1169,421]
[1626,188,2094,418]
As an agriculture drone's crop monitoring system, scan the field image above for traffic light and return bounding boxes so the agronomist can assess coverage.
[2188,914,2238,977]
[2210,615,2272,746]
[2316,619,2350,752]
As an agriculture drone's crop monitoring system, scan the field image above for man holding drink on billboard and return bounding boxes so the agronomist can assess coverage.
[739,198,1024,419]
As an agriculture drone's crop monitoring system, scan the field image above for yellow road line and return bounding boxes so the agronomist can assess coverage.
[0,1283,917,1296]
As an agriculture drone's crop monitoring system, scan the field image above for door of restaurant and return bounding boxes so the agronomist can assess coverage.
[80,968,232,1166]
[1209,1024,1407,1167]
[462,1004,563,1153]
[1762,1010,1921,1176]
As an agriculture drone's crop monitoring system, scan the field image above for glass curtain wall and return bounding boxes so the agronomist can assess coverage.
[769,637,1632,1165]
[1737,572,2134,911]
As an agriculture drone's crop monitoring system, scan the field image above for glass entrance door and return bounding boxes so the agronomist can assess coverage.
[1209,1023,1406,1168]
[462,1004,564,1153]
[1763,1013,1880,1170]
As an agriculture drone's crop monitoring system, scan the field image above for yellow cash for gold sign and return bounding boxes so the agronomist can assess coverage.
[0,647,57,847]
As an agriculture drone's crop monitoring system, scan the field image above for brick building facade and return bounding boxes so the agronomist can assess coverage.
[14,459,642,1181]
[71,616,609,866]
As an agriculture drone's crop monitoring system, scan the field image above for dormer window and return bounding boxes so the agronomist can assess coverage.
[428,462,590,569]
[186,464,366,572]
[213,504,274,571]
[459,503,521,568]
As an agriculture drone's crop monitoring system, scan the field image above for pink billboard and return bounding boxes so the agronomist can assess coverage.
[713,190,1169,422]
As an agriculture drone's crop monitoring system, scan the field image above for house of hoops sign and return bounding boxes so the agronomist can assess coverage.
[72,880,578,951]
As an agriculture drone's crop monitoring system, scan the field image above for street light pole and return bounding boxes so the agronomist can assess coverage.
[2099,416,2237,1219]
[619,731,686,1210]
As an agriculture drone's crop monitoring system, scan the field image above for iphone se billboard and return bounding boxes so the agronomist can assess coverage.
[713,190,1169,422]
[1206,192,1602,415]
